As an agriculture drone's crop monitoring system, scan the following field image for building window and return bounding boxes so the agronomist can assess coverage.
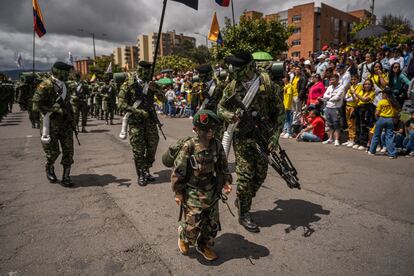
[279,19,288,26]
[293,27,301,34]
[292,39,301,46]
[292,51,300,58]
[292,15,301,22]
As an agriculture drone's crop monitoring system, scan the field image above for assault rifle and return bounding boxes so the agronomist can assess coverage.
[228,96,300,190]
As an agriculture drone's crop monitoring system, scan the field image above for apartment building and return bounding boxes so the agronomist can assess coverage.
[113,45,139,71]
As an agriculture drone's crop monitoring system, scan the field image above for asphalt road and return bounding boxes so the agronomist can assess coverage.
[1,108,413,276]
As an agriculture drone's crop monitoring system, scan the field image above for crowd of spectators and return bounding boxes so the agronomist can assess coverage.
[282,43,414,158]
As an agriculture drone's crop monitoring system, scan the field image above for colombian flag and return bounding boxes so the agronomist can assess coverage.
[33,0,46,38]
[208,12,223,45]
[215,0,230,7]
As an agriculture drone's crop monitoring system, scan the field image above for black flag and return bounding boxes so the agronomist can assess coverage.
[171,0,198,10]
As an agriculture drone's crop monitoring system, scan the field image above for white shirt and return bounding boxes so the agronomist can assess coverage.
[165,90,176,101]
[339,71,351,89]
[323,84,345,109]
[358,62,374,82]
[389,56,404,69]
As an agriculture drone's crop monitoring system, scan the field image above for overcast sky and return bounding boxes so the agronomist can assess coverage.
[0,0,413,70]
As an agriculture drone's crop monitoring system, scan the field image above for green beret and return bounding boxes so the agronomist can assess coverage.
[52,61,74,71]
[224,52,253,67]
[139,61,152,69]
[196,64,213,74]
[193,109,220,129]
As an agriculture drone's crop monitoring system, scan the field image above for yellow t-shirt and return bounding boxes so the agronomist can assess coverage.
[357,89,376,106]
[291,76,299,97]
[283,83,293,110]
[346,84,362,108]
[369,73,389,89]
[376,99,396,118]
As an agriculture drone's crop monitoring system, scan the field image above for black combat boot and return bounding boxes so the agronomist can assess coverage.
[144,168,155,182]
[81,127,88,133]
[134,161,147,186]
[109,120,114,125]
[239,212,260,233]
[61,167,74,187]
[45,163,57,183]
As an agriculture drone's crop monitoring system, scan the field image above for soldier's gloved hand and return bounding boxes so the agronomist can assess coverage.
[174,193,183,205]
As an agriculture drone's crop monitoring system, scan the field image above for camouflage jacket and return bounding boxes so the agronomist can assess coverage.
[68,80,90,104]
[217,72,285,145]
[100,81,117,104]
[171,137,232,208]
[118,74,165,125]
[32,77,74,125]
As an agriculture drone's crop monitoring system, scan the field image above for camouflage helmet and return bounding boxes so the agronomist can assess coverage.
[193,109,220,130]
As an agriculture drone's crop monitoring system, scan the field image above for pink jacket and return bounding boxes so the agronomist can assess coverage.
[307,81,326,106]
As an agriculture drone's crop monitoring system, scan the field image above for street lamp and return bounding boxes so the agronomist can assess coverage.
[78,29,107,63]
[194,32,208,48]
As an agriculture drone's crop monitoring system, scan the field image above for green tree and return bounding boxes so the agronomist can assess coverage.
[213,16,292,60]
[190,45,211,64]
[380,14,412,34]
[351,19,412,52]
[154,55,195,74]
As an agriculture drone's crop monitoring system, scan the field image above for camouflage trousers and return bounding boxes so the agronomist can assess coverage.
[234,138,268,214]
[73,101,88,127]
[103,101,115,121]
[128,119,159,168]
[179,201,220,247]
[27,100,40,126]
[41,121,74,167]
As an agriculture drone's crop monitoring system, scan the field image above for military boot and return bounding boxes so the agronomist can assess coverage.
[45,163,57,183]
[134,161,147,186]
[61,167,74,188]
[239,212,260,233]
[178,238,189,255]
[109,120,114,125]
[144,168,155,182]
[81,127,88,133]
[196,244,218,261]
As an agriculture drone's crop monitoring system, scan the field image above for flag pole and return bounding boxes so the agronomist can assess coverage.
[231,0,235,25]
[33,27,35,75]
[150,0,168,81]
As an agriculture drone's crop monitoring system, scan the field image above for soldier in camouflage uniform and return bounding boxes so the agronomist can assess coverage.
[118,61,165,186]
[218,52,285,233]
[68,72,90,132]
[93,80,104,120]
[101,73,117,125]
[172,109,232,261]
[196,64,227,140]
[32,62,76,187]
[16,73,40,128]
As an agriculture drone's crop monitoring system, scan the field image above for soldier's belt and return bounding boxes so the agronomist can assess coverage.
[187,175,215,191]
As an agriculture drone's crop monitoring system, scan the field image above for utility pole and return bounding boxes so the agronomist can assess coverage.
[370,0,375,24]
[78,29,106,65]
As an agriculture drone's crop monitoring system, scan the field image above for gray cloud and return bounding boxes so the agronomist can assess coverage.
[1,0,413,70]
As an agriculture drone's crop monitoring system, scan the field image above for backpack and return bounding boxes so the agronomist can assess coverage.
[162,137,194,168]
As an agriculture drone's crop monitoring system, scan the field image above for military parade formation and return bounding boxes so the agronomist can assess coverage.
[0,51,299,262]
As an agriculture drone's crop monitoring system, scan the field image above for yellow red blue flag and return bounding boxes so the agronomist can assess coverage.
[33,0,46,38]
[208,12,223,45]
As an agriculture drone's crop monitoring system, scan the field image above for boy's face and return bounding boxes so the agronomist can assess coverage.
[197,128,214,141]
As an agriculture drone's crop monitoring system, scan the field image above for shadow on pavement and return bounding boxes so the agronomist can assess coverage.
[190,233,270,265]
[151,169,171,184]
[252,199,330,237]
[71,174,131,188]
[0,123,20,126]
[88,129,111,133]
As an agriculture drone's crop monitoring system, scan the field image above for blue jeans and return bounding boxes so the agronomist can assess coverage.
[283,110,293,134]
[403,131,414,153]
[301,132,322,142]
[369,117,397,157]
[381,132,404,148]
[167,100,175,116]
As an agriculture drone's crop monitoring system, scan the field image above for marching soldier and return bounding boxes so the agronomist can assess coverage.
[172,109,232,261]
[68,72,90,133]
[218,52,285,233]
[101,73,117,125]
[118,61,165,186]
[32,62,76,187]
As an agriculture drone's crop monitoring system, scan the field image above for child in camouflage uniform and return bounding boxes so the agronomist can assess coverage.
[171,109,232,261]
